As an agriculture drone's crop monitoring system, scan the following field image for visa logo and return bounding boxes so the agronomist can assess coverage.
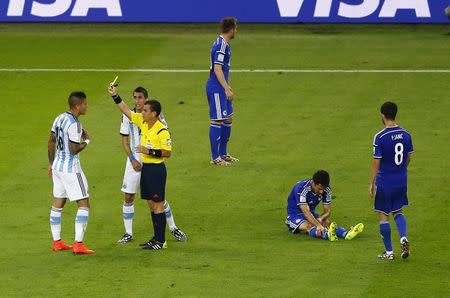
[6,0,122,17]
[277,0,431,18]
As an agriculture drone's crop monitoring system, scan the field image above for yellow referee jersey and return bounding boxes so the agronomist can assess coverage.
[130,112,172,164]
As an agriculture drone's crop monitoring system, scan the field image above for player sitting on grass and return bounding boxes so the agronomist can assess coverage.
[285,170,364,241]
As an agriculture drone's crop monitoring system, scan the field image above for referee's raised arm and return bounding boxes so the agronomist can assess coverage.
[108,83,132,120]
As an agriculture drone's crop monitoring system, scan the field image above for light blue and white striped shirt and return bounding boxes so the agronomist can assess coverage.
[51,112,83,173]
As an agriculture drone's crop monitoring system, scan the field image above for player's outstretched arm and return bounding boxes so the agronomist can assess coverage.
[48,132,56,177]
[108,84,131,119]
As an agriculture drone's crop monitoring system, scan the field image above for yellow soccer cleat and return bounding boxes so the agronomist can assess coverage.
[328,222,338,242]
[345,223,364,240]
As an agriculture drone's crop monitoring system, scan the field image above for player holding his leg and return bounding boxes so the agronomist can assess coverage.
[286,170,364,241]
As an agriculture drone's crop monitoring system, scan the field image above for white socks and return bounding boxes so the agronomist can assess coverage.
[164,201,177,231]
[50,207,63,241]
[123,203,134,235]
[75,207,89,242]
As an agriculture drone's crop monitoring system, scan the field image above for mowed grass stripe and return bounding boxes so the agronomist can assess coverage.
[0,68,449,73]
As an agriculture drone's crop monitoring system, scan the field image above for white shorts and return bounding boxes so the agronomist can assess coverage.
[121,159,141,194]
[52,170,89,201]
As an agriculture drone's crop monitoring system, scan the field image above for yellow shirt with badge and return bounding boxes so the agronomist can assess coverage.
[130,112,172,164]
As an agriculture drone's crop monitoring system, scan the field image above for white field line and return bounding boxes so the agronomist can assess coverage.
[0,68,449,73]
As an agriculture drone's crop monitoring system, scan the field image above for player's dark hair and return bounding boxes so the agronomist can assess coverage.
[381,101,398,120]
[68,91,86,108]
[134,86,148,98]
[312,170,330,187]
[145,99,161,116]
[220,17,237,33]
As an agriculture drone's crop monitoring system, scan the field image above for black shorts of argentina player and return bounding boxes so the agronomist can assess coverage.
[109,83,173,250]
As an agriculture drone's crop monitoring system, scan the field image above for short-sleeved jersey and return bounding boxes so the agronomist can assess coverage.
[130,112,171,164]
[286,179,332,216]
[120,110,169,163]
[120,112,142,162]
[206,35,231,91]
[373,126,414,187]
[51,112,83,173]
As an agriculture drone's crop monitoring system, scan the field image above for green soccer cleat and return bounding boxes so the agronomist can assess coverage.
[345,223,364,240]
[327,222,338,242]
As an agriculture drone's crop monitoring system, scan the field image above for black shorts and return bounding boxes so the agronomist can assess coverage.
[140,163,166,202]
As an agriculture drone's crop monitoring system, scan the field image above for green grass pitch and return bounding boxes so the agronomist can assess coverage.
[0,24,449,296]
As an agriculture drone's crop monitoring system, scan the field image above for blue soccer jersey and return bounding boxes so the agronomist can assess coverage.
[286,179,332,217]
[373,126,414,187]
[206,35,231,91]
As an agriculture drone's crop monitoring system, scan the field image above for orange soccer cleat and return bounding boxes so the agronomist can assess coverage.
[52,240,73,251]
[72,242,95,255]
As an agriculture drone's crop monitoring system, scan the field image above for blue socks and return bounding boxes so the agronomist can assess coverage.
[209,123,221,161]
[394,213,407,238]
[379,221,393,252]
[219,123,232,157]
[309,227,329,240]
[336,226,348,238]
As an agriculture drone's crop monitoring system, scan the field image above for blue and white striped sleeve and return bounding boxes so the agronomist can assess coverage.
[51,116,58,133]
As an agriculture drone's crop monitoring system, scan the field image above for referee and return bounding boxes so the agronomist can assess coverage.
[108,83,172,250]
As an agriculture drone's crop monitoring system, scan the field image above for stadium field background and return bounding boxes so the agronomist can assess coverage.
[0,24,449,296]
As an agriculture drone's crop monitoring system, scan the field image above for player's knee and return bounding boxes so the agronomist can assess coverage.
[124,193,134,204]
[392,210,403,216]
[298,222,312,234]
[77,198,90,208]
[148,201,164,213]
[52,198,67,208]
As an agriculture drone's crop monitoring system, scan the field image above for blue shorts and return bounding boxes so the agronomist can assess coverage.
[206,88,233,120]
[374,185,408,215]
[285,212,319,234]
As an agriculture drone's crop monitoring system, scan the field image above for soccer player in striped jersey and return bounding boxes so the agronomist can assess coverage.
[205,17,239,165]
[369,102,413,260]
[117,87,187,244]
[48,91,94,254]
[285,170,364,241]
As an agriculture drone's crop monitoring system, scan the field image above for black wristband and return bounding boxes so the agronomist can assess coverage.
[148,149,162,157]
[112,94,122,104]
